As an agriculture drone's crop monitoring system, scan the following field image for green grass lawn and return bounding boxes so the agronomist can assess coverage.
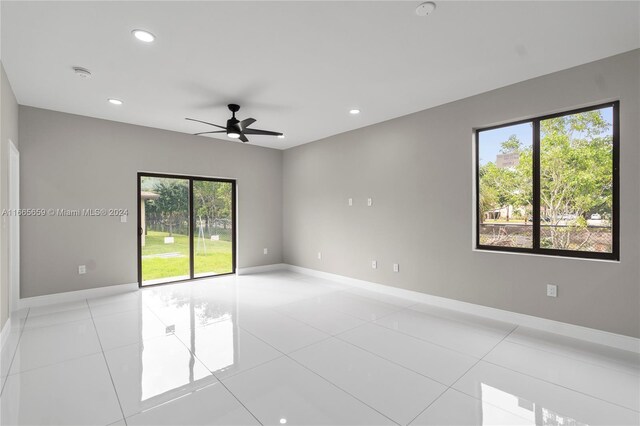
[142,230,232,282]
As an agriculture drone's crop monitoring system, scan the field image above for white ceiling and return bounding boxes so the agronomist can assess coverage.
[2,1,639,149]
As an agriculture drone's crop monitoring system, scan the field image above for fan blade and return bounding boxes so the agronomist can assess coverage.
[238,118,256,131]
[242,128,283,136]
[185,118,227,130]
[194,131,226,136]
[239,133,249,143]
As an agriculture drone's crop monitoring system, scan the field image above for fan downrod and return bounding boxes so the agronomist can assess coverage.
[228,104,240,116]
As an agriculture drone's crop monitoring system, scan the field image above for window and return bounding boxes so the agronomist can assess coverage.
[476,102,619,260]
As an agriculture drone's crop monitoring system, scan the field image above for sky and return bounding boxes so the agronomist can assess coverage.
[478,122,532,166]
[478,107,613,166]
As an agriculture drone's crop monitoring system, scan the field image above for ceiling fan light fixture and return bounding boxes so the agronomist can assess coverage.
[278,134,285,139]
[187,104,282,144]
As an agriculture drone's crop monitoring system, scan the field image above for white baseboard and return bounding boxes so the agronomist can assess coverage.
[285,264,640,354]
[16,282,139,310]
[11,264,638,353]
[237,263,287,275]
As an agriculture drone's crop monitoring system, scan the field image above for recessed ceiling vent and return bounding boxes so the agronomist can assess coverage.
[72,66,92,79]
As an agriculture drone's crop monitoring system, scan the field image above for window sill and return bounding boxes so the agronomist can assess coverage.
[472,248,620,263]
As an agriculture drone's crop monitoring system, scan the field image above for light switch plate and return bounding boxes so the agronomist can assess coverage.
[371,260,377,269]
[367,198,372,207]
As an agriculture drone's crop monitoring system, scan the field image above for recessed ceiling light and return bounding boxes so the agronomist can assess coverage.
[227,132,241,139]
[349,109,361,115]
[132,29,155,43]
[108,98,123,105]
[416,2,436,16]
[280,420,287,425]
[277,134,285,139]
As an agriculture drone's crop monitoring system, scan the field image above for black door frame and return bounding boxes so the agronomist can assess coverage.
[137,172,237,288]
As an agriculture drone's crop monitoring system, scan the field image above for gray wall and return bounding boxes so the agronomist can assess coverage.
[0,62,19,329]
[19,107,282,298]
[283,50,640,338]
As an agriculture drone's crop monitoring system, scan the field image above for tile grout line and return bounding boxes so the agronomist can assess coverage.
[342,287,421,310]
[273,306,376,338]
[0,307,31,395]
[370,319,503,360]
[406,324,520,425]
[405,387,449,426]
[86,299,128,426]
[239,322,335,355]
[271,291,425,345]
[274,287,406,325]
[500,337,640,378]
[332,333,454,388]
[405,304,517,334]
[283,354,401,425]
[250,285,402,336]
[237,326,401,426]
[169,329,264,426]
[39,274,635,424]
[265,308,346,336]
[456,323,640,414]
[251,275,640,417]
[229,282,511,425]
[214,379,265,425]
[478,357,640,414]
[450,324,519,388]
[281,276,515,336]
[4,349,106,378]
[171,328,284,383]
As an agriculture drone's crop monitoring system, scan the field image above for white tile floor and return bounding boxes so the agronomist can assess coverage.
[0,271,638,425]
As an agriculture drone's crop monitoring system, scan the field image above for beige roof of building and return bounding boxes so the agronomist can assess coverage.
[141,191,160,200]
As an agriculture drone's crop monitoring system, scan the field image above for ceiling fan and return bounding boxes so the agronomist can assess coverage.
[186,104,283,143]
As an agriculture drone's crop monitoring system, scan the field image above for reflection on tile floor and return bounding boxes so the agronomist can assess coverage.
[0,271,638,425]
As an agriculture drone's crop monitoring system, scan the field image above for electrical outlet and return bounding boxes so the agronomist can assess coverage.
[317,252,322,260]
[263,248,268,255]
[367,198,373,207]
[120,215,127,223]
[78,265,86,275]
[371,260,377,269]
[348,198,353,206]
[393,263,399,272]
[547,284,558,298]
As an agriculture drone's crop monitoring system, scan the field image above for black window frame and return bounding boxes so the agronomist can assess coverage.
[475,101,619,261]
[137,172,237,288]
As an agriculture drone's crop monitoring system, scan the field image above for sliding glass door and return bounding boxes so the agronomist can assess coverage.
[193,180,234,277]
[138,173,235,286]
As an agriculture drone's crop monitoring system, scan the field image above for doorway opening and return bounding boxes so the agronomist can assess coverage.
[138,173,236,287]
